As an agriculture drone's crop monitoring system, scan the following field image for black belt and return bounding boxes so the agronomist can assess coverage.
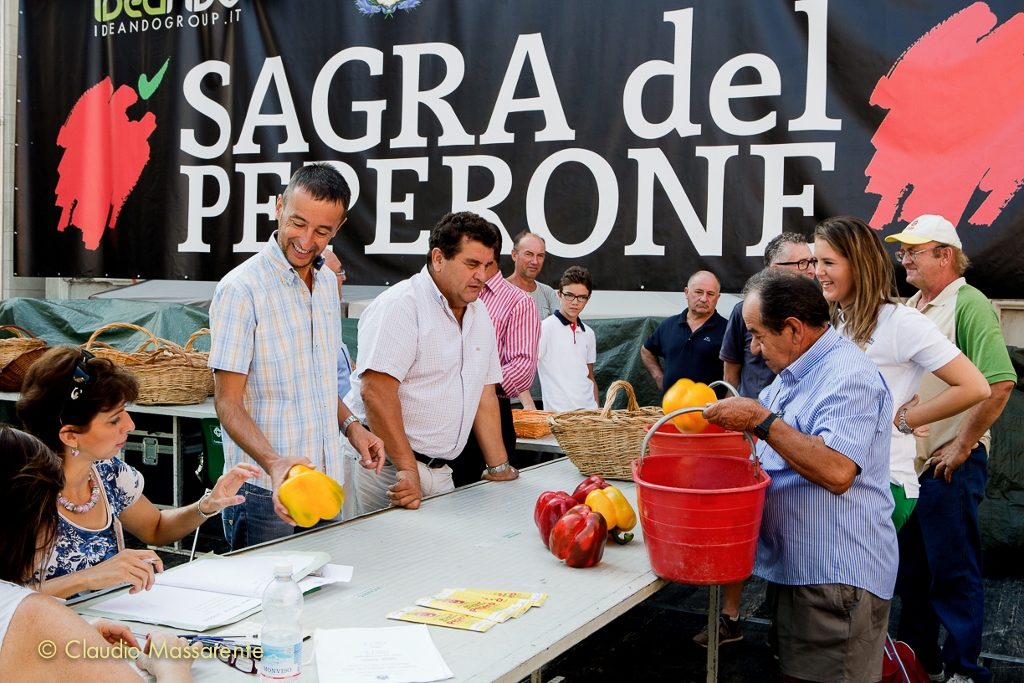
[414,452,449,469]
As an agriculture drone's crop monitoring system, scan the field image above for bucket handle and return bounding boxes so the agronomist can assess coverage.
[708,380,741,398]
[639,406,763,481]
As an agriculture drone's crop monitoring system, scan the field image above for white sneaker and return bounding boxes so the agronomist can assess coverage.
[947,674,974,683]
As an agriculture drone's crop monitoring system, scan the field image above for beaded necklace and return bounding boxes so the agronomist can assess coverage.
[58,476,101,514]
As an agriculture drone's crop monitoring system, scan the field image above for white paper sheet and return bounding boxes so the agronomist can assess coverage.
[314,625,453,683]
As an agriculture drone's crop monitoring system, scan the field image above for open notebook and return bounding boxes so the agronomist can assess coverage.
[84,551,332,631]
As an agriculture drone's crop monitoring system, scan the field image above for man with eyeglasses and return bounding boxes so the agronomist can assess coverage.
[641,270,727,395]
[209,164,384,550]
[535,266,599,412]
[694,233,816,648]
[885,215,1016,683]
[721,233,816,400]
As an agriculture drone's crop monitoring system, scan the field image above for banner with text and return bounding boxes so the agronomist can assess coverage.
[15,0,1024,296]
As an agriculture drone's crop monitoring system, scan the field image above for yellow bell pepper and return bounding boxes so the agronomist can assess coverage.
[585,485,637,544]
[278,465,345,527]
[662,378,717,433]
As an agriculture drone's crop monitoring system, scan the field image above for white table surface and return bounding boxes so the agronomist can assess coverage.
[83,458,663,682]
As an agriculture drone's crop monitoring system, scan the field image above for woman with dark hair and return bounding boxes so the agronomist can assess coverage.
[0,424,197,681]
[17,346,259,599]
[813,216,990,529]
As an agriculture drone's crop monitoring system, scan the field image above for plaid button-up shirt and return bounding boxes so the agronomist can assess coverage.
[208,235,343,490]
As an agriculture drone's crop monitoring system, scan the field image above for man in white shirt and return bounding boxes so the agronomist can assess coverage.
[345,212,520,514]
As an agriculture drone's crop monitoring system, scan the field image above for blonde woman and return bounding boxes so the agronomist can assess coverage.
[813,216,989,529]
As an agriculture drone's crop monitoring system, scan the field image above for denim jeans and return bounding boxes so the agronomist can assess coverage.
[222,482,296,551]
[896,444,989,683]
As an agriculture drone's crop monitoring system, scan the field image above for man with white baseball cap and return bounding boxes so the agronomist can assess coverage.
[884,215,1016,683]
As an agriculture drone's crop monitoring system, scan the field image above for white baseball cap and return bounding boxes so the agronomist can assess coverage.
[884,214,962,249]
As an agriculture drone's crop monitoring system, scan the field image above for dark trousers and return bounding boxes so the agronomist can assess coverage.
[896,444,990,683]
[450,395,516,487]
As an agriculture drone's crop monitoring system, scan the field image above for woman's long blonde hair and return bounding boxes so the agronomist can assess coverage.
[813,216,898,347]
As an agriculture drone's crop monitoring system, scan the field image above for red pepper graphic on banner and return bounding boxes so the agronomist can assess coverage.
[54,74,160,250]
[866,2,1024,229]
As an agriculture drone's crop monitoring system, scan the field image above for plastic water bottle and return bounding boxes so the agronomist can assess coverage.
[259,564,303,680]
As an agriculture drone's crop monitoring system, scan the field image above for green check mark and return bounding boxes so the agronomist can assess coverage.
[138,58,170,100]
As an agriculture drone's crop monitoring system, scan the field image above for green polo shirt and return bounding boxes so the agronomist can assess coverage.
[906,278,1017,472]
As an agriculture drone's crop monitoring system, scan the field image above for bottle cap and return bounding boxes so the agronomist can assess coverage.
[273,563,292,578]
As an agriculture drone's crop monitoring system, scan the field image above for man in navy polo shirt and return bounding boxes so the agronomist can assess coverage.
[641,270,726,394]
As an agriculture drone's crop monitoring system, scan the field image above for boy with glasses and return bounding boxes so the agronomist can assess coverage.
[536,266,599,412]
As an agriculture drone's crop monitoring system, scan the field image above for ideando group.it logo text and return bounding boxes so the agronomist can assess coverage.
[95,0,238,22]
[93,0,243,36]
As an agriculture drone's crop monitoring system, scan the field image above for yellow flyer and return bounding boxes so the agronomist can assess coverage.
[386,606,495,633]
[416,594,529,623]
[444,588,549,608]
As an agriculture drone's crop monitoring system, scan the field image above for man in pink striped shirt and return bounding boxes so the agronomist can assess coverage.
[451,246,540,486]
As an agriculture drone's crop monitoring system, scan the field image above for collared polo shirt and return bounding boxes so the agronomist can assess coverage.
[906,278,1016,470]
[719,300,775,398]
[755,327,897,599]
[346,267,502,460]
[209,234,342,490]
[537,311,598,412]
[644,308,727,392]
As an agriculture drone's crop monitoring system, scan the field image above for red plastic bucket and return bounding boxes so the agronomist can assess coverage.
[645,422,752,458]
[632,453,770,584]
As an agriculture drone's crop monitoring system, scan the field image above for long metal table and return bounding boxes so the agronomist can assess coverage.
[81,457,665,682]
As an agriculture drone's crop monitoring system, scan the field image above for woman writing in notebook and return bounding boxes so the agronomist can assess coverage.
[813,216,990,529]
[0,423,197,681]
[16,346,259,599]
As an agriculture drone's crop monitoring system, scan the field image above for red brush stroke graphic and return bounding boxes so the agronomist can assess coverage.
[866,2,1024,229]
[55,78,156,250]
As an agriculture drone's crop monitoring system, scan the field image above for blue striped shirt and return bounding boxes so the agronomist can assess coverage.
[754,327,897,599]
[208,235,342,490]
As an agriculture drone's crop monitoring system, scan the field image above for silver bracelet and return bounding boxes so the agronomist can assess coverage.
[196,488,218,519]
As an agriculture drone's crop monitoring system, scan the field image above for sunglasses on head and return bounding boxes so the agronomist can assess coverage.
[58,349,95,425]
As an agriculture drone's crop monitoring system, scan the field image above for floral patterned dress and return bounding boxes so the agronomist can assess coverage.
[38,458,144,582]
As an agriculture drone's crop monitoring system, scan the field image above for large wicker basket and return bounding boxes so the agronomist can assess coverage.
[83,322,210,405]
[0,325,46,368]
[511,409,554,438]
[184,328,215,396]
[0,345,48,392]
[548,380,663,480]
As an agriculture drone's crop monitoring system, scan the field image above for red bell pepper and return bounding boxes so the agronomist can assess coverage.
[571,475,610,504]
[549,504,608,568]
[533,491,578,548]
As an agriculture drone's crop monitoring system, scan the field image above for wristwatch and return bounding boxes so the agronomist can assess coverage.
[897,407,914,435]
[341,414,361,437]
[754,412,780,441]
[484,461,513,475]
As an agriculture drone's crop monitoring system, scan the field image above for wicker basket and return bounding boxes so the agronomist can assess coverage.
[548,380,664,480]
[83,322,209,405]
[183,328,215,396]
[511,409,554,438]
[0,325,46,368]
[83,322,159,366]
[0,345,48,392]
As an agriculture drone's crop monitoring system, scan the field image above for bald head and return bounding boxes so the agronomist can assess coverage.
[684,270,720,321]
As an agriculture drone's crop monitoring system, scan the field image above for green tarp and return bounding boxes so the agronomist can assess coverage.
[2,298,1021,556]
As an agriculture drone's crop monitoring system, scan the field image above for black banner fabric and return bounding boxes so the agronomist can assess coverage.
[15,1,1024,297]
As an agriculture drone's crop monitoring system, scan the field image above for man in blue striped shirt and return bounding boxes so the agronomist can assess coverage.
[705,269,897,683]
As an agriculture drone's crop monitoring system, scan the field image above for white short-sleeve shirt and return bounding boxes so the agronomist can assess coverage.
[346,267,502,460]
[844,303,959,497]
[536,312,598,413]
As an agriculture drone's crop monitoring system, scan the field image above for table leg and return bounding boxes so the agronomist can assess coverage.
[706,584,720,683]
